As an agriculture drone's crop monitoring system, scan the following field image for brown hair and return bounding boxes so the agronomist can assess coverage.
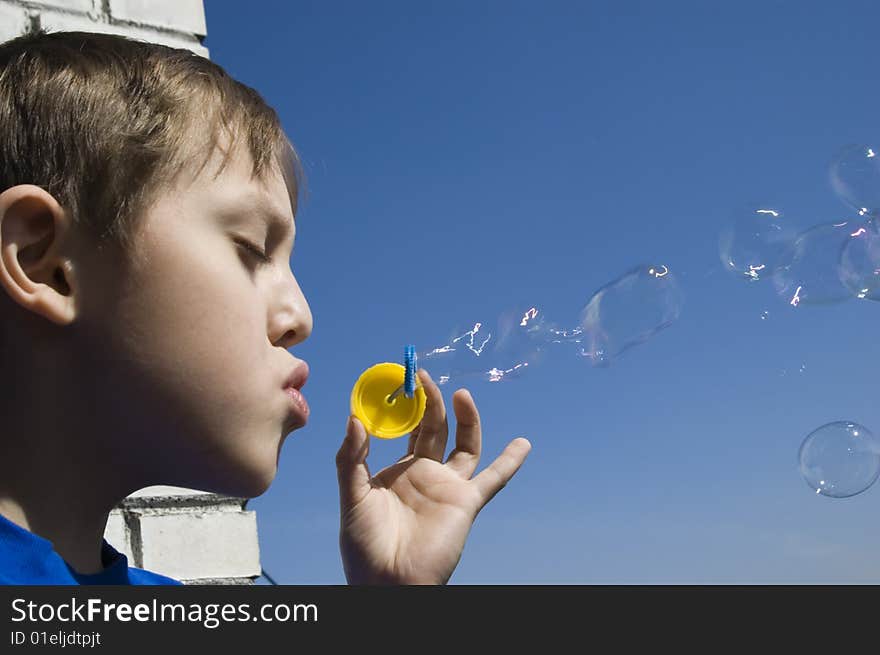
[0,29,304,254]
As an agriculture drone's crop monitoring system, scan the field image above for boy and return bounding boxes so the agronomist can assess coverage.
[0,30,531,585]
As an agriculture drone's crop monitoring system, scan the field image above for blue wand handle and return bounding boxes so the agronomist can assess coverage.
[386,344,417,403]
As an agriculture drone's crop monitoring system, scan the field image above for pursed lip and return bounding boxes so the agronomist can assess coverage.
[284,387,309,431]
[283,360,309,392]
[282,361,310,431]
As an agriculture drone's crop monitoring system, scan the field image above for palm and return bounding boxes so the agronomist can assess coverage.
[336,369,532,585]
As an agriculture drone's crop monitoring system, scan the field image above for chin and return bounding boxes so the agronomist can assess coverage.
[224,460,278,499]
[189,449,280,499]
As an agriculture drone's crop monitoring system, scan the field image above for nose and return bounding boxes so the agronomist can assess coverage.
[271,268,312,349]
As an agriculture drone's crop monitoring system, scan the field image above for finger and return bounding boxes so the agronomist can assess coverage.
[412,368,449,462]
[395,425,420,464]
[406,424,422,457]
[470,438,532,509]
[445,389,482,479]
[335,416,372,509]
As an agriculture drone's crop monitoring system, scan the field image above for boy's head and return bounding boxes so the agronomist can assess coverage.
[0,30,312,500]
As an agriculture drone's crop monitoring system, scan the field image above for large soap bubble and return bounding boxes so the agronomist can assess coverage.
[799,421,880,498]
[573,264,684,367]
[771,221,855,306]
[719,205,792,281]
[418,263,684,383]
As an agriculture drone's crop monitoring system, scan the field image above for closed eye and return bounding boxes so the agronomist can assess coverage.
[235,239,272,264]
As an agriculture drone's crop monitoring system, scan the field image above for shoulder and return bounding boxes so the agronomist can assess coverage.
[126,567,183,585]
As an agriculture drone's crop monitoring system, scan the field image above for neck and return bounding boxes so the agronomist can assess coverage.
[0,381,139,575]
[0,491,110,575]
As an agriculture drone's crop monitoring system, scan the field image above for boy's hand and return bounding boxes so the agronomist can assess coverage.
[335,369,531,585]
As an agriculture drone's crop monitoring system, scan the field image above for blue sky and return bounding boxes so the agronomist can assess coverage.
[204,1,880,583]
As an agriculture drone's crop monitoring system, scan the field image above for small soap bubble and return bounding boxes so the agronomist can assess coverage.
[419,305,550,385]
[799,421,880,498]
[838,218,880,301]
[771,221,855,306]
[719,205,792,281]
[760,310,770,320]
[829,144,880,217]
[573,264,684,367]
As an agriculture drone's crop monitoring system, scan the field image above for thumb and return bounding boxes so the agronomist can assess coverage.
[335,415,372,509]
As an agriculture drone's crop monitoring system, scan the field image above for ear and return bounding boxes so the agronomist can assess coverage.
[0,185,77,327]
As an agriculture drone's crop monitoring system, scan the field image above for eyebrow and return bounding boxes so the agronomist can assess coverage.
[217,193,296,245]
[261,206,296,242]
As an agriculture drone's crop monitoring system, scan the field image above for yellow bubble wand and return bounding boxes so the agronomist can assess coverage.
[350,345,427,439]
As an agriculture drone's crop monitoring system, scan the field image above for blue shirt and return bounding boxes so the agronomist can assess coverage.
[0,513,182,585]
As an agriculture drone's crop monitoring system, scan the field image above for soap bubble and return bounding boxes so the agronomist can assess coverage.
[829,144,880,217]
[799,421,880,498]
[719,205,793,281]
[419,304,551,385]
[771,221,855,306]
[571,264,684,367]
[418,263,684,382]
[838,218,880,300]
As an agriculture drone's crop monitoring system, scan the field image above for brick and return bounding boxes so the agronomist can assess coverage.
[0,2,30,44]
[130,485,212,498]
[22,1,95,14]
[103,509,134,560]
[37,9,209,57]
[108,0,206,36]
[137,510,260,580]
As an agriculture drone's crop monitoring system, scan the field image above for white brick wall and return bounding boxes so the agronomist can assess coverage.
[2,1,265,585]
[108,0,206,36]
[105,492,262,584]
[0,2,29,43]
[130,485,210,499]
[0,0,209,57]
[138,509,261,581]
[104,509,129,556]
[20,0,93,12]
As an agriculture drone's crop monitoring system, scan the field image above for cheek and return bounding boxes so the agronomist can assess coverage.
[111,238,274,441]
[104,277,282,494]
